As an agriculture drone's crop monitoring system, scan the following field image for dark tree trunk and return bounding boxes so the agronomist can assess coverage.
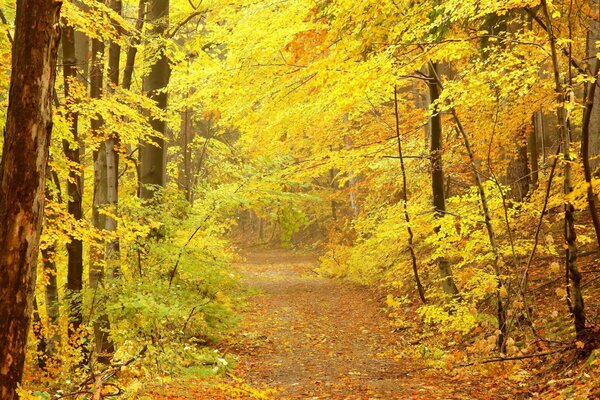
[528,115,539,189]
[178,105,194,202]
[106,0,122,277]
[122,0,147,91]
[588,0,600,174]
[541,0,586,335]
[428,62,460,298]
[507,129,531,201]
[394,86,426,304]
[90,31,115,364]
[0,1,62,397]
[140,0,170,199]
[61,22,86,358]
[42,171,61,358]
[42,247,60,354]
[32,298,48,370]
[429,63,508,351]
[581,48,600,253]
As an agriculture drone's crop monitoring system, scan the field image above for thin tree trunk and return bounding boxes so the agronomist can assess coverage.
[42,246,60,357]
[107,0,122,277]
[122,0,147,91]
[330,162,338,221]
[178,104,194,202]
[588,0,600,174]
[0,1,62,397]
[394,86,426,303]
[61,22,86,355]
[581,61,600,250]
[427,62,460,298]
[528,115,539,189]
[583,0,600,250]
[90,29,115,364]
[32,298,48,370]
[343,133,359,219]
[507,129,530,201]
[429,63,507,352]
[42,171,61,358]
[541,0,586,335]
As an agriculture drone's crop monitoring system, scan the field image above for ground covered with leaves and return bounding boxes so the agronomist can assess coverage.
[138,249,600,400]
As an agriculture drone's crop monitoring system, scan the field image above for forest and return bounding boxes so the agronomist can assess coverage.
[0,0,600,399]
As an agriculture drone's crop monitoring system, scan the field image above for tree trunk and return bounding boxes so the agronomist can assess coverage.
[588,0,600,175]
[140,0,170,199]
[0,1,62,397]
[61,22,87,359]
[428,62,460,298]
[32,298,48,370]
[90,31,115,364]
[528,115,540,189]
[429,64,507,352]
[106,0,122,277]
[507,128,531,201]
[455,116,508,352]
[42,246,60,357]
[581,59,600,251]
[42,167,62,358]
[122,0,147,91]
[178,105,194,202]
[343,132,359,219]
[541,0,586,335]
[394,86,426,304]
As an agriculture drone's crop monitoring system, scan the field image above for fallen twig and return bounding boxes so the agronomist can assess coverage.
[397,348,567,376]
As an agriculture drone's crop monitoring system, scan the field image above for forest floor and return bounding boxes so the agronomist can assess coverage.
[143,249,536,399]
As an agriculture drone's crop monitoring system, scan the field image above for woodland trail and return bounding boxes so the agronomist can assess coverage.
[225,249,515,400]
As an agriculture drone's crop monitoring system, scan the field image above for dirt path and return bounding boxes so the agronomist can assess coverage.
[229,249,509,400]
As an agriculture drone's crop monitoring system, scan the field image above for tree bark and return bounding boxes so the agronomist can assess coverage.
[429,64,507,352]
[90,29,115,364]
[122,0,147,91]
[506,129,531,201]
[140,0,170,199]
[394,86,426,304]
[528,115,540,189]
[106,0,122,277]
[428,62,460,298]
[42,171,61,358]
[61,22,87,359]
[42,246,60,357]
[343,132,359,219]
[0,1,62,397]
[541,0,586,335]
[581,60,600,251]
[178,104,194,202]
[32,298,48,370]
[587,0,600,174]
